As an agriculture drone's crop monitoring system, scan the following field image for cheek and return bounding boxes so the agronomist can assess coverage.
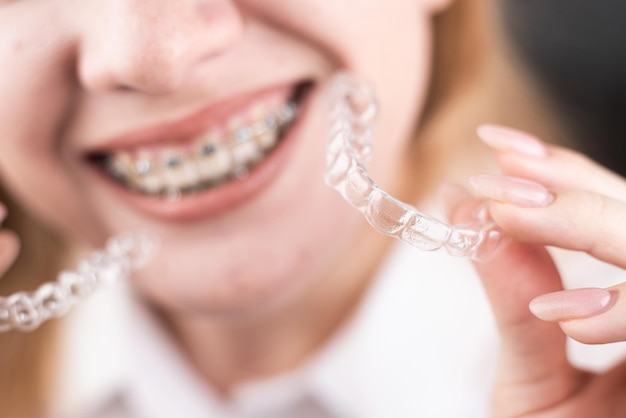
[247,0,429,178]
[0,6,71,142]
[0,9,99,240]
[245,0,425,75]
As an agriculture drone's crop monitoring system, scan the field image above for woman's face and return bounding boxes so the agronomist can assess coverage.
[0,0,440,314]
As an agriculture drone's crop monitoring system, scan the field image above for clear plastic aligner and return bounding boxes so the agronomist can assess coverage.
[325,73,502,260]
[0,233,155,332]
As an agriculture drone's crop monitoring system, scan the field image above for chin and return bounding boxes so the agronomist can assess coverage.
[126,196,358,320]
[131,257,315,320]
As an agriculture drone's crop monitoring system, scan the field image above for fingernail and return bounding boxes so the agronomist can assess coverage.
[529,288,617,321]
[477,124,548,158]
[469,175,554,207]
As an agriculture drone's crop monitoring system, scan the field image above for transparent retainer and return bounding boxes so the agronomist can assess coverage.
[0,233,155,332]
[325,73,502,261]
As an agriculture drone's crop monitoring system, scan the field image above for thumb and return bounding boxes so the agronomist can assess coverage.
[473,240,586,414]
[444,191,585,413]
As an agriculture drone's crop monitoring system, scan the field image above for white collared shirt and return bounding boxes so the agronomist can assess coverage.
[54,241,626,418]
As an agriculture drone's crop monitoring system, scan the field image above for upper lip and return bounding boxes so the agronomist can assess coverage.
[81,80,308,155]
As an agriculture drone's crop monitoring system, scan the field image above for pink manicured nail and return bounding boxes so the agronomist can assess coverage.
[477,124,548,158]
[469,175,554,207]
[529,288,617,322]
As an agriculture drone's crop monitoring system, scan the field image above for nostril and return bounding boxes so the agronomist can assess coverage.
[78,41,189,94]
[116,59,186,94]
[76,1,245,95]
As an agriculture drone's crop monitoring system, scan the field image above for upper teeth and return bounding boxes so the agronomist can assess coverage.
[104,101,298,197]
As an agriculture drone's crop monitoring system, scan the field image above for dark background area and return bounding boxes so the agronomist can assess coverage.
[500,0,626,176]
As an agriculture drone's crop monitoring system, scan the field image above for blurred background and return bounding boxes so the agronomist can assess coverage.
[500,0,626,176]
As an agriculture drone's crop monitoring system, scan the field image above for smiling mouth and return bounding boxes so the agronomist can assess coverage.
[87,82,312,200]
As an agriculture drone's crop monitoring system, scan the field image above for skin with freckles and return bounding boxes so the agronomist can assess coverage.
[0,0,449,394]
[7,0,626,416]
[0,0,432,312]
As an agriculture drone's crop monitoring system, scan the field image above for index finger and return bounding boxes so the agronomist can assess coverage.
[471,175,626,269]
[447,187,585,415]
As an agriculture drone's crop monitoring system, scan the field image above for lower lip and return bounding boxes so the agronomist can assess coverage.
[90,87,316,222]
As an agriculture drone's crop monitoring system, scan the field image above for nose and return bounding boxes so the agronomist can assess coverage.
[77,0,244,94]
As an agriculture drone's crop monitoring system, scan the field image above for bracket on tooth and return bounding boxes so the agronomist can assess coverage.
[325,73,502,261]
[103,101,298,197]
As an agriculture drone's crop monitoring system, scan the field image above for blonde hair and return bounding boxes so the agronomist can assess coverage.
[0,186,67,418]
[420,0,485,129]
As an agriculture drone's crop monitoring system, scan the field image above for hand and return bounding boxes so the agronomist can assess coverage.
[0,204,19,279]
[448,125,626,417]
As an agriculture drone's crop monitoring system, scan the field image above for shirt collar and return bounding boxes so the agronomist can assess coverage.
[121,286,364,418]
[59,241,504,418]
